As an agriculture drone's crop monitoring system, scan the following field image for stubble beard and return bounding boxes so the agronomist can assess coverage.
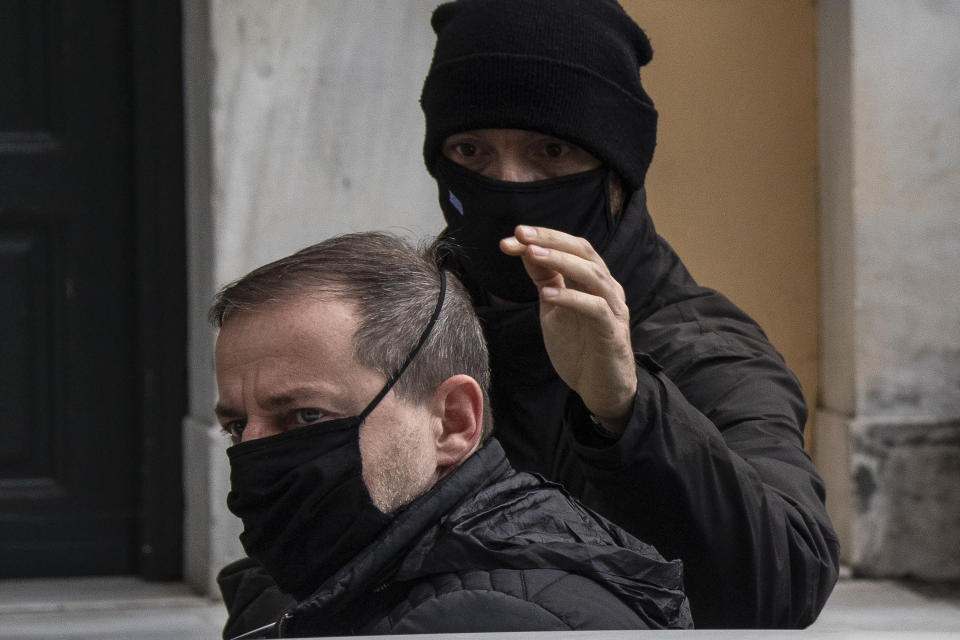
[363,420,437,514]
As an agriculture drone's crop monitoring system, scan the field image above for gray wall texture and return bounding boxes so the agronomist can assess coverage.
[818,0,960,580]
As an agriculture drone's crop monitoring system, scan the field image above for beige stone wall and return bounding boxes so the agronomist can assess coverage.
[621,1,821,450]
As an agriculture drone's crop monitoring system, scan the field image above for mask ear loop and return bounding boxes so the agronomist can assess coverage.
[356,269,447,423]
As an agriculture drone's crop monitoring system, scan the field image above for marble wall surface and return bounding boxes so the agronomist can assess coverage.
[818,0,960,579]
[211,0,443,286]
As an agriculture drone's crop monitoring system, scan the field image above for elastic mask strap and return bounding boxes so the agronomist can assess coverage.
[357,269,447,423]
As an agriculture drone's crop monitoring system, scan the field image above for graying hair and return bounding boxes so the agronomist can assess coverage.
[209,232,493,439]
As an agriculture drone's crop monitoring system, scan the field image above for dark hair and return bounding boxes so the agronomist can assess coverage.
[210,232,493,439]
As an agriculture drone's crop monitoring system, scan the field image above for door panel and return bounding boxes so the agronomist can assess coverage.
[0,0,139,577]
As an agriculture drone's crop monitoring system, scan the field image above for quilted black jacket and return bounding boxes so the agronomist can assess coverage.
[217,439,692,638]
[474,187,840,628]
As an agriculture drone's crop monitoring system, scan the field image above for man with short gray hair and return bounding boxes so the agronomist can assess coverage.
[212,232,691,638]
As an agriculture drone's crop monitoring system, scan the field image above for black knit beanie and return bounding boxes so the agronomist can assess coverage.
[420,0,658,192]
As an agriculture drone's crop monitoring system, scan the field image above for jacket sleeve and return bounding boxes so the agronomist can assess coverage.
[567,294,840,629]
[216,557,295,640]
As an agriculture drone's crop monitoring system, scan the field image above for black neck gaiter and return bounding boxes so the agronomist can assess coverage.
[225,271,448,601]
[226,418,390,601]
[435,155,615,302]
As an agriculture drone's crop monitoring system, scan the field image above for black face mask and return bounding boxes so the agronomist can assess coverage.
[435,155,615,303]
[226,416,390,601]
[225,271,448,601]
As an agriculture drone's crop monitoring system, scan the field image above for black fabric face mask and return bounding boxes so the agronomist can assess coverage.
[435,155,615,303]
[226,416,391,601]
[225,271,448,601]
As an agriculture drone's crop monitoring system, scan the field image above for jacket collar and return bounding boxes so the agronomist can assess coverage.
[289,440,513,619]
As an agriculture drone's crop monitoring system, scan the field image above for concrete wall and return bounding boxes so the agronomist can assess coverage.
[209,0,443,286]
[818,0,960,579]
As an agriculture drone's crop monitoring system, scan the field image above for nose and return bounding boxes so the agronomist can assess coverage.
[240,419,283,443]
[486,153,539,182]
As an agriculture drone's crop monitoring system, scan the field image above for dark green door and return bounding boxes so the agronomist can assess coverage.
[0,0,179,578]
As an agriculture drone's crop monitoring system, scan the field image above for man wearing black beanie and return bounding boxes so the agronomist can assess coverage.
[418,0,840,630]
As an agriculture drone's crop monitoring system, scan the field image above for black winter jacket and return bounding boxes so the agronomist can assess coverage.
[218,439,692,638]
[476,188,840,628]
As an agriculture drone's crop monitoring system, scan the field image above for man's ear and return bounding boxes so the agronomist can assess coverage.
[432,374,484,477]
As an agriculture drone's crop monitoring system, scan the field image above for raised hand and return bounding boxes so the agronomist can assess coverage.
[500,225,637,433]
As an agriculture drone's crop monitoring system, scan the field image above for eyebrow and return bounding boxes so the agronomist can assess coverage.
[213,385,330,419]
[213,404,238,419]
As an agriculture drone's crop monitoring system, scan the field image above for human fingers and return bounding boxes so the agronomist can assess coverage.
[523,244,626,311]
[513,225,601,262]
[539,283,636,426]
[540,284,614,323]
[500,226,616,297]
[499,234,563,285]
[500,225,600,260]
[499,235,526,256]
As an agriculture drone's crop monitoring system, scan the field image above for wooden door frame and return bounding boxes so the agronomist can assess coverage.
[130,0,187,580]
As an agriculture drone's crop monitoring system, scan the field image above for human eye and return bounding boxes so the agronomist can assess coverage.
[544,141,566,158]
[533,136,573,160]
[454,141,478,157]
[291,407,325,427]
[443,135,487,164]
[532,137,600,175]
[221,420,246,444]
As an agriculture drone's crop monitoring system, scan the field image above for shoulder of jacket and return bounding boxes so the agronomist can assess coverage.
[373,568,644,633]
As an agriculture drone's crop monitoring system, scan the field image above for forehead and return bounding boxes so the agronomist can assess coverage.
[215,296,358,371]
